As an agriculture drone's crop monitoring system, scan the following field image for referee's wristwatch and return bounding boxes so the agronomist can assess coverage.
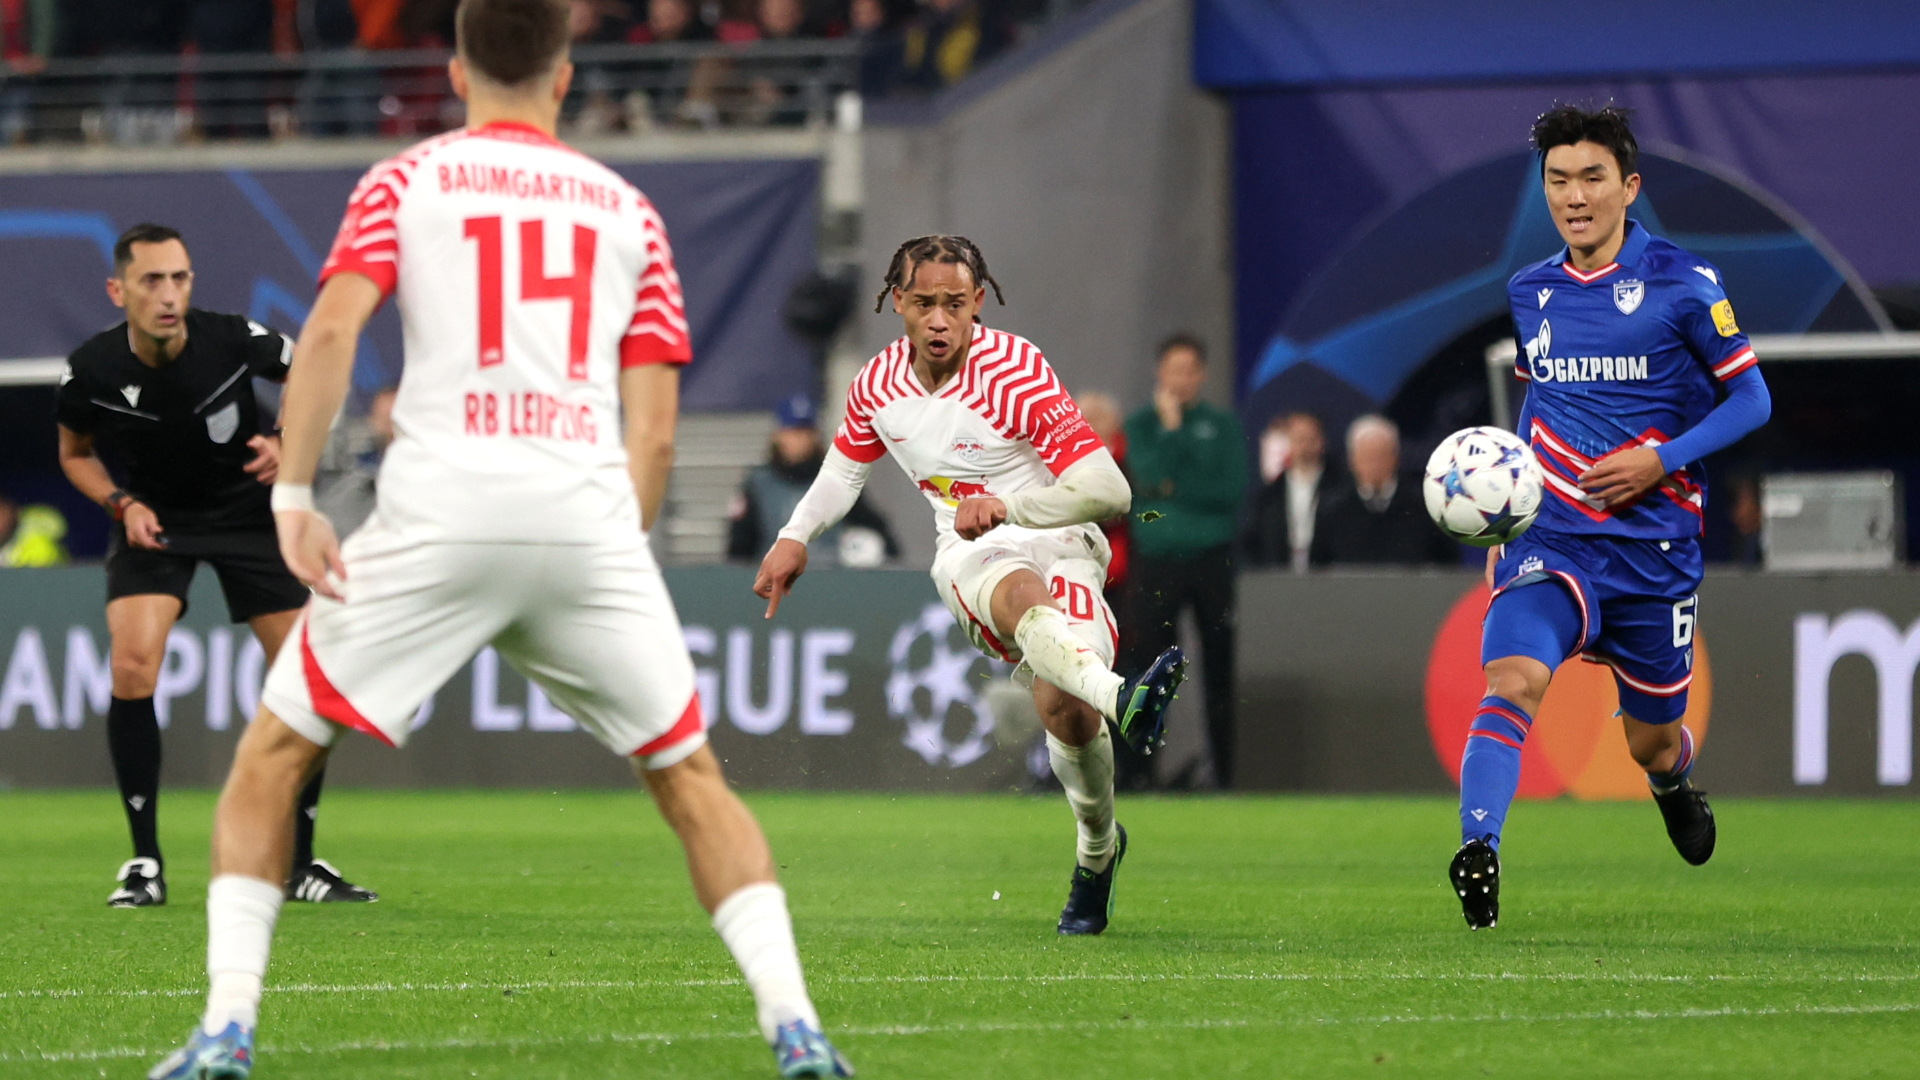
[105,490,136,521]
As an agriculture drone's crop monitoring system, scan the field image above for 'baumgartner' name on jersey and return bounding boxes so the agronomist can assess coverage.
[1507,220,1757,541]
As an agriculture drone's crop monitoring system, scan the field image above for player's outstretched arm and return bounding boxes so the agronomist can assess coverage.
[752,446,870,618]
[995,448,1131,531]
[273,273,383,599]
[620,363,680,531]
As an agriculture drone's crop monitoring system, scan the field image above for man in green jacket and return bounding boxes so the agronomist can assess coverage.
[1122,334,1247,788]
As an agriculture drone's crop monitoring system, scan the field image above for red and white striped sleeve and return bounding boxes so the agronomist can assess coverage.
[832,352,888,463]
[319,155,415,298]
[1006,346,1104,475]
[620,197,693,368]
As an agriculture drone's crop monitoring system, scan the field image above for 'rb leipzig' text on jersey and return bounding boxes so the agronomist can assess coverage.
[320,121,691,545]
[1508,220,1758,541]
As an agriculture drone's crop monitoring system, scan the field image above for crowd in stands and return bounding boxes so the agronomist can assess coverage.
[4,0,1062,101]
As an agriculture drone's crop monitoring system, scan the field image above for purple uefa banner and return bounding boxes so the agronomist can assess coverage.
[0,156,819,410]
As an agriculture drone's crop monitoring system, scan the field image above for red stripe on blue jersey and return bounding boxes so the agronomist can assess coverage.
[1507,222,1749,540]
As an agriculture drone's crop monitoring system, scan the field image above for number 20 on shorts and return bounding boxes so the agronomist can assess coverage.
[1050,576,1096,620]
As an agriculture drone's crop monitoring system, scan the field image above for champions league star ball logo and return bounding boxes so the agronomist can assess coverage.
[885,604,999,768]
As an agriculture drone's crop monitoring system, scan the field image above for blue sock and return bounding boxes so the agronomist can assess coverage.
[1459,696,1533,850]
[1647,725,1697,793]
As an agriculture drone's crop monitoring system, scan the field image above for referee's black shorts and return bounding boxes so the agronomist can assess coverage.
[106,525,309,623]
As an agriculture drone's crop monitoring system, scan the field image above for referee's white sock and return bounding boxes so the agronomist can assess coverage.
[1014,606,1125,722]
[712,883,819,1044]
[202,875,284,1035]
[1048,728,1119,871]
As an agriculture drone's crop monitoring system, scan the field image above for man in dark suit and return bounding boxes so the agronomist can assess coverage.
[1311,414,1459,567]
[1241,410,1335,572]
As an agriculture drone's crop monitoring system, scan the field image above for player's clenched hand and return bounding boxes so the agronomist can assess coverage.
[243,434,281,485]
[755,537,808,619]
[953,496,1008,540]
[276,509,346,601]
[1578,446,1667,508]
[123,502,166,550]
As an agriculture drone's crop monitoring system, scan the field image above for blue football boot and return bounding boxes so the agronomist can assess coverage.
[771,1019,854,1078]
[147,1022,254,1080]
[1112,646,1187,755]
[1057,823,1127,935]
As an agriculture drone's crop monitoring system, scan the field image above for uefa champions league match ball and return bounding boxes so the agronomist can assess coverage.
[1422,427,1544,547]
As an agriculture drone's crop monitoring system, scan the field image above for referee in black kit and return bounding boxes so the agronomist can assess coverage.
[55,224,376,908]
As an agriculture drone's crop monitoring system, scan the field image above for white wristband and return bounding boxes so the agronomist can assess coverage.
[270,483,315,513]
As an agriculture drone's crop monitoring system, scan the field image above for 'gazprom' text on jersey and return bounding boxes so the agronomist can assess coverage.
[1508,221,1757,541]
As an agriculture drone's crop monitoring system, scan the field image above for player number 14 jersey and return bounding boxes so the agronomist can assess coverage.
[321,121,692,545]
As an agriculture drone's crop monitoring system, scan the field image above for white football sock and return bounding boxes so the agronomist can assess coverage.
[1048,728,1119,872]
[202,875,284,1035]
[712,883,819,1044]
[1014,606,1125,722]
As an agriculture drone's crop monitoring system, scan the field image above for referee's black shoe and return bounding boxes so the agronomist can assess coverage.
[1058,824,1127,936]
[108,857,166,908]
[1652,779,1716,866]
[1449,839,1499,930]
[288,858,379,903]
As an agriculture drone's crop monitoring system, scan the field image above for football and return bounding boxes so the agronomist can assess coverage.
[1422,426,1544,547]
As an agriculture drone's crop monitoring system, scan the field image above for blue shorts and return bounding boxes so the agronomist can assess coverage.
[1483,530,1703,723]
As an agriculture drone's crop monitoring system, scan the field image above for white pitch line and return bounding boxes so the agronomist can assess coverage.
[4,969,1918,1002]
[8,1001,1918,1065]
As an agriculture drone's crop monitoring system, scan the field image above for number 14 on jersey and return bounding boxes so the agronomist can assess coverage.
[463,216,598,380]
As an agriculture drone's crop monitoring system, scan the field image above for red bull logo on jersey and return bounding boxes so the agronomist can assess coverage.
[1523,319,1649,383]
[919,476,991,506]
[951,437,986,464]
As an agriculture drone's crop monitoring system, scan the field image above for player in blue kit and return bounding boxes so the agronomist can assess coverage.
[1450,105,1774,930]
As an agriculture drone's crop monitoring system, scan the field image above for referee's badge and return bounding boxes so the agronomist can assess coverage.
[1613,279,1645,315]
[205,401,240,444]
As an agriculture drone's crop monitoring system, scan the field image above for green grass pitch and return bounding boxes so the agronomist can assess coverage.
[2,790,1916,1079]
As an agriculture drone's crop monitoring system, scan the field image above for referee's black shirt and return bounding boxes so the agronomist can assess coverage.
[56,310,295,531]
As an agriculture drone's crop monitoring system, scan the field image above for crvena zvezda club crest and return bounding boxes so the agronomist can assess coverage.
[1613,279,1645,315]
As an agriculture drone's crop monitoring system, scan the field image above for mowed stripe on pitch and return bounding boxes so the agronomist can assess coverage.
[9,1001,1919,1064]
[5,969,1919,1001]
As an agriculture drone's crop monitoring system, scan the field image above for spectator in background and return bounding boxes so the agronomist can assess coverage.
[729,394,899,567]
[187,0,272,51]
[628,0,712,40]
[1311,414,1458,567]
[350,0,409,48]
[296,0,360,49]
[1123,335,1246,789]
[0,492,69,567]
[66,0,184,55]
[849,0,911,96]
[1,0,57,144]
[897,0,1008,94]
[1242,410,1335,573]
[569,0,636,134]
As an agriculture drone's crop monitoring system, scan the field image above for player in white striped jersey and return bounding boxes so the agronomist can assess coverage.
[754,235,1187,936]
[148,3,849,1078]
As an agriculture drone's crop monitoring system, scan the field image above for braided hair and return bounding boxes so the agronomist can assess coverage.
[873,235,1006,314]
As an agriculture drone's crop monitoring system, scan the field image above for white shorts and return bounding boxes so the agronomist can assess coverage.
[261,524,705,769]
[932,524,1118,674]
